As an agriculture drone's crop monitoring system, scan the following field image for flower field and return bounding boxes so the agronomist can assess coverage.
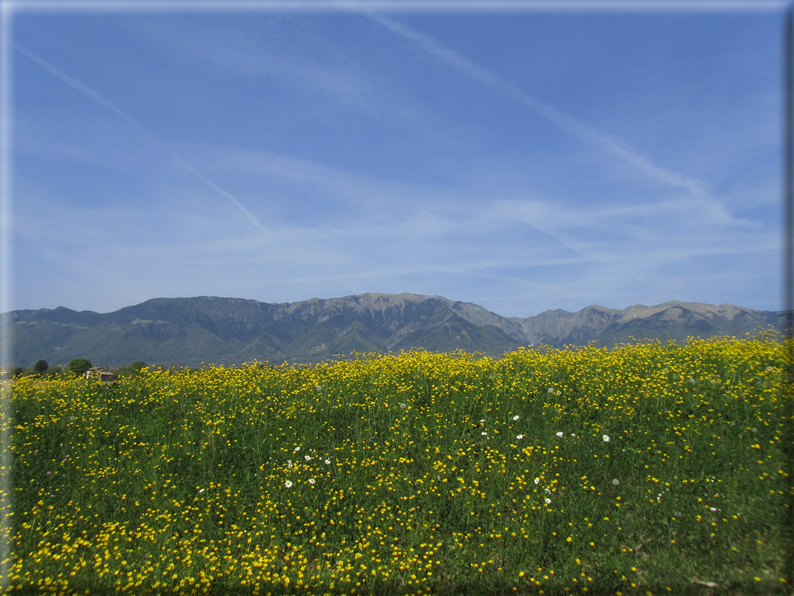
[6,334,792,595]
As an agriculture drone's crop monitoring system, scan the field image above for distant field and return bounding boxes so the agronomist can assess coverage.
[7,335,792,595]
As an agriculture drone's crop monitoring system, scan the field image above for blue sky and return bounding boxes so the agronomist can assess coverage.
[9,2,785,317]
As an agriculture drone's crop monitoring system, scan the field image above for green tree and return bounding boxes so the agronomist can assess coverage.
[67,358,92,377]
[33,360,49,375]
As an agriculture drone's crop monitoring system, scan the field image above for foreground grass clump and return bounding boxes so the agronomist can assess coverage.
[8,334,792,595]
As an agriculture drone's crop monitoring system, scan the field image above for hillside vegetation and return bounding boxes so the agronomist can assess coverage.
[8,334,792,594]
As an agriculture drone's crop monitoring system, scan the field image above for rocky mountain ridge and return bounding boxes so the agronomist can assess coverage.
[6,293,787,368]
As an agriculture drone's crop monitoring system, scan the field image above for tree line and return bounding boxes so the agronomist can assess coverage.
[5,359,147,380]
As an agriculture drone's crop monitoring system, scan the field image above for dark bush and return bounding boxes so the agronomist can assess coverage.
[67,358,93,377]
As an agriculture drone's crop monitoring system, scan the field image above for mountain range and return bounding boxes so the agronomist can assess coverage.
[5,293,788,368]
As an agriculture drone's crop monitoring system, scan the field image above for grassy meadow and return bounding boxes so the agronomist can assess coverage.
[6,334,793,595]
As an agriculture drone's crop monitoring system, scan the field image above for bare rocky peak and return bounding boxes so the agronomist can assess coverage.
[602,301,766,327]
[293,292,430,307]
[280,292,449,319]
[503,299,781,346]
[211,292,530,343]
[449,301,528,342]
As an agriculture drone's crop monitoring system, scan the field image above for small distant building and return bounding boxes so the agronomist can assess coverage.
[85,367,116,382]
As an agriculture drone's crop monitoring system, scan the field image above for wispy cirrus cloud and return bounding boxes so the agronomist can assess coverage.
[123,16,391,118]
[213,141,765,254]
[12,12,779,315]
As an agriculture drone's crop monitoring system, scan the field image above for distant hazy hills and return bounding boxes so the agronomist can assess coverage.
[5,293,788,368]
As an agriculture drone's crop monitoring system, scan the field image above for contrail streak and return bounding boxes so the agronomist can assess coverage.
[369,13,711,199]
[16,45,265,230]
[16,46,153,136]
[173,156,265,230]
